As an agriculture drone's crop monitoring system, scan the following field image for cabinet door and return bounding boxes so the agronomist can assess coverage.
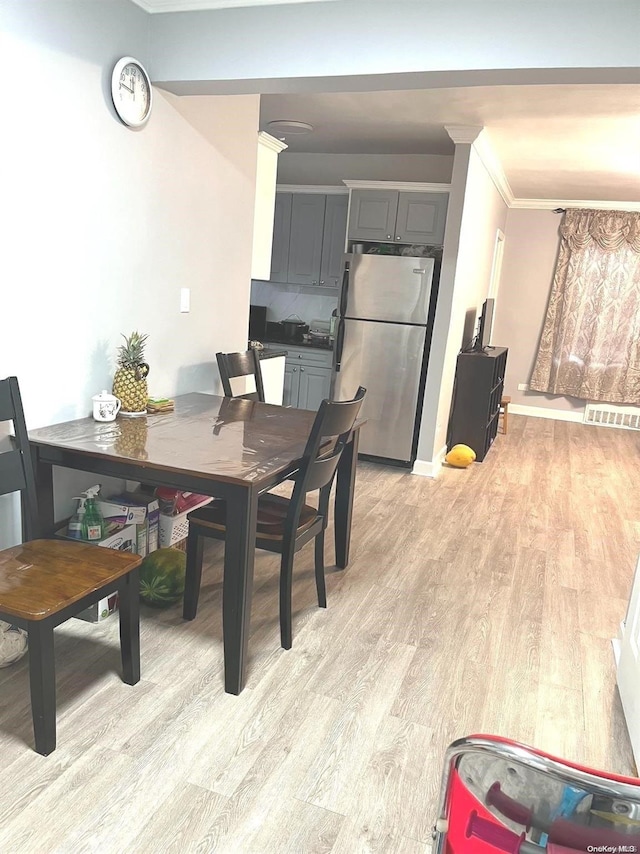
[283,362,300,407]
[297,365,331,411]
[395,192,449,244]
[319,195,348,288]
[287,194,326,285]
[348,190,399,242]
[269,193,292,282]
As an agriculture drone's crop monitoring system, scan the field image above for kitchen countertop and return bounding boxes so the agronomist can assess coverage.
[260,337,334,353]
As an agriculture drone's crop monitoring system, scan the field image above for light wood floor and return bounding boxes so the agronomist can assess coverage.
[0,415,637,853]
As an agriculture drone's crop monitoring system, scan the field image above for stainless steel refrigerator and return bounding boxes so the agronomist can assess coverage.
[332,253,437,464]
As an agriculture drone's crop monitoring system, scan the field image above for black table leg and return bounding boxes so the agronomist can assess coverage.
[28,619,56,756]
[223,486,258,694]
[334,426,360,569]
[118,568,140,685]
[34,454,56,538]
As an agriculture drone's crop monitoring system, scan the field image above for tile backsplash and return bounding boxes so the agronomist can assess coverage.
[251,281,339,327]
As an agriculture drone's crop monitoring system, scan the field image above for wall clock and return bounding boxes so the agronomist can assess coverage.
[111,56,152,128]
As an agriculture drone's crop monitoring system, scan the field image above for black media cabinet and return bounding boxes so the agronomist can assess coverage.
[447,347,508,462]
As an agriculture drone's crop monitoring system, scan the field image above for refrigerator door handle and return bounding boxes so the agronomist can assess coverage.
[334,317,345,372]
[339,262,350,318]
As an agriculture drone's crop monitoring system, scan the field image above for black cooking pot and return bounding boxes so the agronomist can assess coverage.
[280,315,309,342]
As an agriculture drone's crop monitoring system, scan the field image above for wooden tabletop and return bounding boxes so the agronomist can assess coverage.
[28,394,322,487]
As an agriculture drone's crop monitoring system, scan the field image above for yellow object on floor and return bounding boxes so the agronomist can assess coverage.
[445,444,476,468]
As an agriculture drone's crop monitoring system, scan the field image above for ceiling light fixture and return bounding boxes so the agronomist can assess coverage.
[266,120,314,136]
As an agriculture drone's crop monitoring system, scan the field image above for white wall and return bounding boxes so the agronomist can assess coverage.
[0,1,260,545]
[277,153,453,187]
[415,144,508,470]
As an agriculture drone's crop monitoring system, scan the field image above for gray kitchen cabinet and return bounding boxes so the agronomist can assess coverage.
[269,192,292,282]
[319,194,349,287]
[347,189,399,242]
[282,347,333,410]
[269,192,348,288]
[348,189,448,245]
[287,194,326,285]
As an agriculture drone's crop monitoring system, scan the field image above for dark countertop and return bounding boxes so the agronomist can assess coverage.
[260,337,334,353]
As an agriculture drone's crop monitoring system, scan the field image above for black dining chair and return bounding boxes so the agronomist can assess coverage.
[216,349,265,402]
[0,376,142,755]
[183,386,366,649]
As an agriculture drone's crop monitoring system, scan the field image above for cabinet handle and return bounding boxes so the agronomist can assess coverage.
[320,280,325,284]
[386,234,392,239]
[300,368,305,372]
[396,236,401,240]
[292,367,297,372]
[298,354,302,359]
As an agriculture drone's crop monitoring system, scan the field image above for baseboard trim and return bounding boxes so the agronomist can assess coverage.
[412,444,447,478]
[510,403,584,423]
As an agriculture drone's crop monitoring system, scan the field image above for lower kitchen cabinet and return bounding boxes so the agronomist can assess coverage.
[282,347,333,410]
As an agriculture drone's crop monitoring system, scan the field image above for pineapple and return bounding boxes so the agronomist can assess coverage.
[115,418,149,459]
[112,331,150,413]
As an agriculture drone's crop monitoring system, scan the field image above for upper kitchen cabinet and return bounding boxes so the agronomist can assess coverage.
[270,193,293,283]
[288,194,326,285]
[269,191,348,288]
[319,195,349,287]
[251,133,288,280]
[348,189,449,245]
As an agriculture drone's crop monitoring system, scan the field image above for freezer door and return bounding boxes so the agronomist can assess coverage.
[342,254,434,325]
[333,318,426,462]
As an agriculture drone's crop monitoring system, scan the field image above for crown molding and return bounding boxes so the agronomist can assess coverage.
[342,179,451,193]
[257,131,287,154]
[276,184,348,194]
[472,130,515,207]
[130,0,337,12]
[445,125,484,145]
[510,197,640,212]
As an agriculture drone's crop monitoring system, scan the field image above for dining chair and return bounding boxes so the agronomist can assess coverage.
[183,386,366,649]
[0,376,142,755]
[216,349,265,402]
[433,734,640,853]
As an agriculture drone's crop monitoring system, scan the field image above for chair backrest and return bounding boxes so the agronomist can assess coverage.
[284,386,366,536]
[0,377,39,540]
[433,735,640,854]
[216,350,265,402]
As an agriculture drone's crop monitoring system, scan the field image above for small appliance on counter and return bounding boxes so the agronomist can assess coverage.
[249,304,268,342]
[302,319,334,348]
[279,314,309,343]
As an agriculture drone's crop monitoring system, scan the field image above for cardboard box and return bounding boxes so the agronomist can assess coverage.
[101,491,160,557]
[55,522,136,622]
[98,498,147,527]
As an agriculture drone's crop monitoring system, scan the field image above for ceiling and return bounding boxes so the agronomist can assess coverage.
[133,0,640,204]
[260,84,640,204]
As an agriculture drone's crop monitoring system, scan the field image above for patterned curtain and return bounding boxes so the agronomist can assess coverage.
[530,209,640,403]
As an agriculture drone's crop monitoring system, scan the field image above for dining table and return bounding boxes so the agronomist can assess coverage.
[27,393,362,694]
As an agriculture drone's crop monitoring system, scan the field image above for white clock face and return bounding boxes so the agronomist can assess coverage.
[111,57,152,128]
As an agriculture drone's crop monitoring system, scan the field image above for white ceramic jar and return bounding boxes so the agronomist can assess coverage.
[92,390,121,422]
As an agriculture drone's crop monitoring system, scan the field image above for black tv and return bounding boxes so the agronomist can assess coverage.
[476,298,495,351]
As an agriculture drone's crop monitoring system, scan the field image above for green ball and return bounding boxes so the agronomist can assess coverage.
[139,548,186,607]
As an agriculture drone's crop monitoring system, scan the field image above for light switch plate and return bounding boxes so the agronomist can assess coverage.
[517,382,529,391]
[180,288,190,313]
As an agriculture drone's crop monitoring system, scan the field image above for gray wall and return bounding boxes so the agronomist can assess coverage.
[277,153,453,187]
[1,1,261,546]
[416,145,509,467]
[148,1,640,94]
[495,209,585,415]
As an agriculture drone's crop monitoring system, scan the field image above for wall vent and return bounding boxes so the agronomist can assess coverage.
[583,402,640,430]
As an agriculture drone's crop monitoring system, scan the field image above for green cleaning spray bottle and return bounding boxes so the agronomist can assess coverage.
[81,485,106,542]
